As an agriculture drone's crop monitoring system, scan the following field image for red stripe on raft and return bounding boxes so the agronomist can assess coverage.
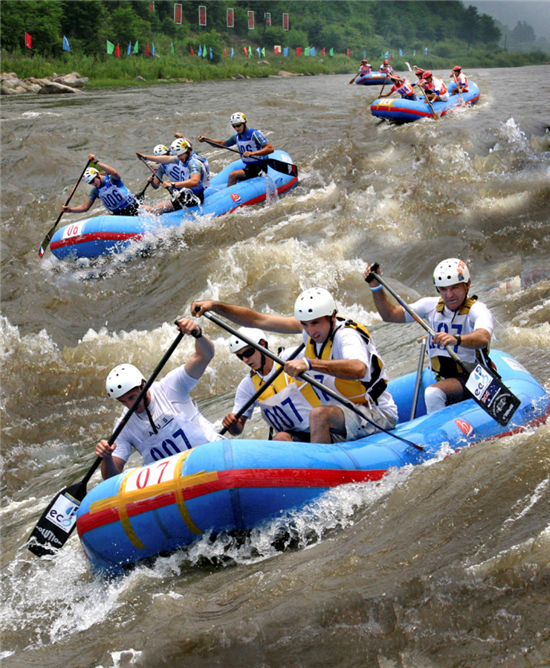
[76,466,384,537]
[51,231,142,250]
[372,94,479,119]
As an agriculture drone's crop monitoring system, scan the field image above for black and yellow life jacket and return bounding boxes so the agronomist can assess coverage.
[249,364,321,407]
[304,317,387,405]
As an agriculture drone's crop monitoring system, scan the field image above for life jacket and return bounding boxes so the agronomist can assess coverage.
[393,81,415,98]
[235,127,265,165]
[305,317,388,405]
[430,296,497,379]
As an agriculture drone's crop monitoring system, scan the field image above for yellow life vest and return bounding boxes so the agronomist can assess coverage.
[250,364,321,407]
[304,317,387,405]
[431,296,495,379]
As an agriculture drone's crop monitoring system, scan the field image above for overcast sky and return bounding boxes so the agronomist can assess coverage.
[464,1,550,38]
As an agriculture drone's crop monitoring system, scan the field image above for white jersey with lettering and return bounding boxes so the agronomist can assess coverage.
[112,365,220,464]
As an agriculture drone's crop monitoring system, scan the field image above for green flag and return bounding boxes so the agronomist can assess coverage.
[171,42,174,55]
[106,40,115,55]
[413,49,416,56]
[133,41,139,54]
[261,47,265,57]
[248,46,252,58]
[329,47,334,57]
[203,44,207,57]
[305,47,310,56]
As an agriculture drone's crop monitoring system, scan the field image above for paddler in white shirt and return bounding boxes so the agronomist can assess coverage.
[192,289,398,444]
[365,258,495,414]
[223,327,320,442]
[95,317,220,479]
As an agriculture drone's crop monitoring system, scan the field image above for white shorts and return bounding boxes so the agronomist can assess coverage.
[438,92,450,102]
[331,404,397,443]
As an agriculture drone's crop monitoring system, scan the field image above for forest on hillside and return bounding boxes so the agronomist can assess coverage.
[1,0,503,58]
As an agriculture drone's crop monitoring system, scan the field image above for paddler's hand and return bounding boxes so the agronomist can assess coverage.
[176,317,202,338]
[364,262,381,286]
[95,439,116,459]
[61,205,72,213]
[197,135,206,143]
[242,150,253,158]
[174,132,183,139]
[136,152,145,160]
[87,153,97,163]
[191,300,215,317]
[433,331,461,348]
[162,181,174,190]
[284,357,310,379]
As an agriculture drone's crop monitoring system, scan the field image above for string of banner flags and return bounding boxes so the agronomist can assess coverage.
[23,32,429,60]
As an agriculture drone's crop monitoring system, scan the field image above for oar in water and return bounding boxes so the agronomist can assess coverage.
[198,309,423,452]
[38,158,92,257]
[27,324,189,557]
[348,72,359,85]
[199,138,298,178]
[133,179,152,204]
[365,268,521,427]
[219,342,305,435]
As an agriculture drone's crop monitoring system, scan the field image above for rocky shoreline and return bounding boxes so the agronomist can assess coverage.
[0,71,88,95]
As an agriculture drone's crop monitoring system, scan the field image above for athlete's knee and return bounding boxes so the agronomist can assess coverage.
[273,431,293,442]
[424,385,447,414]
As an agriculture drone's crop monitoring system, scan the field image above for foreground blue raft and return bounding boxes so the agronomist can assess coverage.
[370,81,480,122]
[50,150,298,260]
[76,350,549,574]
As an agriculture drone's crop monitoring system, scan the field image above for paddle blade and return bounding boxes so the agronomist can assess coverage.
[267,158,298,177]
[27,481,86,557]
[465,364,521,426]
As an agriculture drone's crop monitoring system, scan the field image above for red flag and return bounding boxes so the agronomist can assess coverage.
[25,32,32,49]
[296,47,302,56]
[243,46,248,56]
[346,48,351,57]
[190,45,195,56]
[223,48,227,58]
[115,43,121,58]
[321,47,326,56]
[145,43,150,56]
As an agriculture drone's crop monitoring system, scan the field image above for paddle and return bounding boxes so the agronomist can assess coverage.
[38,158,92,257]
[410,337,428,420]
[348,73,358,85]
[365,268,521,427]
[133,179,151,204]
[199,138,298,178]
[27,325,189,557]
[453,72,465,103]
[219,342,305,435]
[198,310,423,451]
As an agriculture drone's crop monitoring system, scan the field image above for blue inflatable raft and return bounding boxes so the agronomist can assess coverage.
[370,81,480,122]
[50,150,298,260]
[76,350,549,573]
[356,72,390,86]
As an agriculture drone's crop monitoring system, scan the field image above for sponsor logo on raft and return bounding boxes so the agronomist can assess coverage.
[455,419,474,438]
[230,193,241,203]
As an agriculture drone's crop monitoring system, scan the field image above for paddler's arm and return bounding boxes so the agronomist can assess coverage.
[95,439,125,480]
[136,152,174,165]
[62,197,94,214]
[191,300,303,334]
[197,135,225,147]
[284,356,367,381]
[242,140,274,159]
[176,317,215,380]
[222,413,247,436]
[165,173,200,190]
[88,154,120,180]
[363,263,407,323]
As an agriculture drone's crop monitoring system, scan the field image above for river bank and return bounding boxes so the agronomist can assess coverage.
[1,48,547,89]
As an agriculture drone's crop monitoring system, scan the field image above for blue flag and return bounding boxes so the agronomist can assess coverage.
[425,47,428,55]
[363,49,366,58]
[231,47,234,57]
[63,36,70,52]
[198,45,202,57]
[399,48,403,56]
[283,47,289,57]
[385,51,389,58]
[128,42,132,55]
[209,47,213,59]
[256,47,261,57]
[310,47,316,57]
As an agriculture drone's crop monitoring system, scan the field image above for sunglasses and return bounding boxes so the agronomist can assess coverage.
[232,123,244,128]
[236,347,256,360]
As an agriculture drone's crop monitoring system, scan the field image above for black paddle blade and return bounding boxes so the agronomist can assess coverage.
[27,480,86,557]
[268,159,298,177]
[465,364,521,427]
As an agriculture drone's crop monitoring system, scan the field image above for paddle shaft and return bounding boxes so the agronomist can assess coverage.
[199,138,298,177]
[219,342,305,435]
[38,158,92,257]
[200,311,422,451]
[138,155,178,196]
[410,337,427,420]
[453,72,465,102]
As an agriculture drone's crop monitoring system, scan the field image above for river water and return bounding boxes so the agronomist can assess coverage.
[1,65,550,667]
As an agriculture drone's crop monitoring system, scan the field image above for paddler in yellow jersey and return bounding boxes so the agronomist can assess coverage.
[223,327,320,442]
[192,289,398,444]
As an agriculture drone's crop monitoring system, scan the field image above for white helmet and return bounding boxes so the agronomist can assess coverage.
[83,167,100,184]
[106,363,144,399]
[294,287,337,321]
[230,112,247,127]
[433,258,471,287]
[170,138,192,156]
[229,327,266,354]
[153,144,170,156]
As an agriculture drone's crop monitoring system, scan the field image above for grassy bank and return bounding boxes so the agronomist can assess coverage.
[2,48,547,87]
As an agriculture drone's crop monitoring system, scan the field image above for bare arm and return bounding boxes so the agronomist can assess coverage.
[244,141,274,158]
[88,153,120,180]
[176,317,215,380]
[191,300,302,334]
[95,439,125,480]
[166,173,200,190]
[136,152,174,165]
[285,356,367,380]
[62,197,94,214]
[197,136,225,147]
[363,263,406,323]
[433,328,491,350]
